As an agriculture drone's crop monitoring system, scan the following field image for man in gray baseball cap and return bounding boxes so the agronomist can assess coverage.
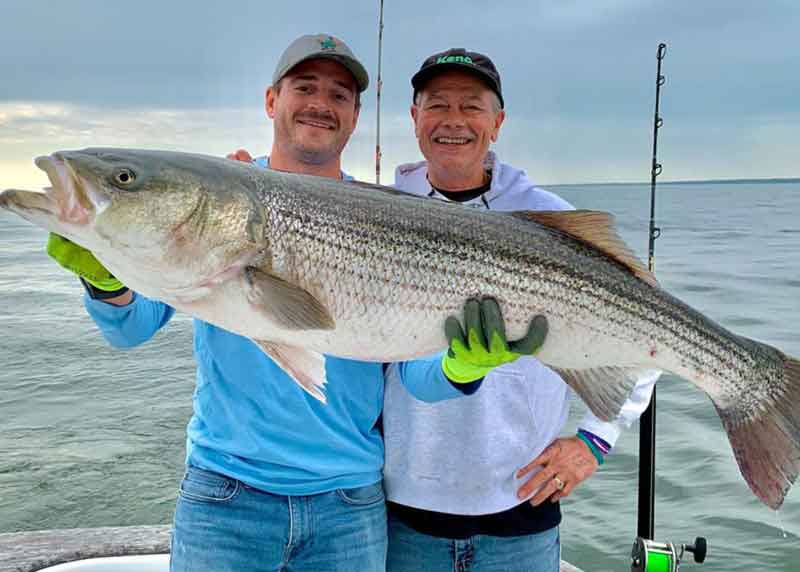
[185,32,473,572]
[266,34,366,178]
[228,34,368,178]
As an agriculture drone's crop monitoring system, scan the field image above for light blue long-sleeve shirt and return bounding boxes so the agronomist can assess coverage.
[84,159,460,495]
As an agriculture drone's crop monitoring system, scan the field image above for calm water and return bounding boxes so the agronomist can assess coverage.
[1,181,798,571]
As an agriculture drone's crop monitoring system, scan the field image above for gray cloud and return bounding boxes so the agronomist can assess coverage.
[1,0,798,184]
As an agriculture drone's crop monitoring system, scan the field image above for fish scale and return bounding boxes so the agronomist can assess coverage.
[267,174,785,409]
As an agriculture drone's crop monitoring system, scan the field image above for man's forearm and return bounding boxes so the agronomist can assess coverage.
[85,292,176,348]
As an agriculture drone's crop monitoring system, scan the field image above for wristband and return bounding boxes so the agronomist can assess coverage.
[577,428,611,454]
[576,430,608,466]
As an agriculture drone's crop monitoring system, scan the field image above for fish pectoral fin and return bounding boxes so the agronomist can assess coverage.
[245,267,335,331]
[253,340,328,403]
[551,366,645,422]
[511,210,658,288]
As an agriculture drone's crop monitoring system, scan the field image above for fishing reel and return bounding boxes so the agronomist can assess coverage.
[631,536,707,572]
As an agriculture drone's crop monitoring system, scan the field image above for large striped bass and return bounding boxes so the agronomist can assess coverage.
[2,148,798,509]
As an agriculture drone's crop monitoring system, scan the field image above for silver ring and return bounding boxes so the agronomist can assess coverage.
[553,476,565,491]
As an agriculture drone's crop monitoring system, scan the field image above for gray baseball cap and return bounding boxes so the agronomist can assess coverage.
[272,34,369,92]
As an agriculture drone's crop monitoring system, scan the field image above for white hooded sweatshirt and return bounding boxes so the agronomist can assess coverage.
[383,152,659,515]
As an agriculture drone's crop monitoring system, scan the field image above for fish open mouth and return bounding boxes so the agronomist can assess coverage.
[34,153,106,225]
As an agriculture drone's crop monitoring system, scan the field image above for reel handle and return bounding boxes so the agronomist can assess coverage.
[683,537,707,564]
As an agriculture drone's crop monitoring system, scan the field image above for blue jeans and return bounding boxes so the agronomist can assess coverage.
[171,465,387,571]
[387,512,560,572]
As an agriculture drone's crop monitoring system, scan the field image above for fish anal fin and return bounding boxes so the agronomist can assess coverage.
[253,339,328,403]
[512,210,658,288]
[552,366,644,422]
[245,266,335,331]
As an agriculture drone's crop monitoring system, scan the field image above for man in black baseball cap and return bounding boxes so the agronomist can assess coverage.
[400,47,508,192]
[382,46,657,572]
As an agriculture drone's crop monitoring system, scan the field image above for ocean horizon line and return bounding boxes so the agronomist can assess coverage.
[544,176,800,188]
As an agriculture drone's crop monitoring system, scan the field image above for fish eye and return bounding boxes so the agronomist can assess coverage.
[112,168,136,187]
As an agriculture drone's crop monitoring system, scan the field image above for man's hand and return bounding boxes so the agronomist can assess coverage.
[226,149,254,163]
[441,297,548,384]
[516,436,598,506]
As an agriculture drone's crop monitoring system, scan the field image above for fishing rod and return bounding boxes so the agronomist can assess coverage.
[375,0,385,184]
[631,42,707,572]
[637,42,666,543]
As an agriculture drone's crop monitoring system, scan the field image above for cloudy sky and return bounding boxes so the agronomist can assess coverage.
[1,0,798,188]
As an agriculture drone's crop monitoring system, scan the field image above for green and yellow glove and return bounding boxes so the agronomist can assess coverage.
[442,297,548,384]
[46,233,125,292]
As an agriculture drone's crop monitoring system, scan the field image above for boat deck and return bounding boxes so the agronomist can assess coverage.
[0,525,585,571]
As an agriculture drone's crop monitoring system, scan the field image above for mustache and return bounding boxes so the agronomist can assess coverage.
[295,110,339,129]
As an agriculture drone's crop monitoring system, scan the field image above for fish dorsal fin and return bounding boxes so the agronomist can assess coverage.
[512,210,658,287]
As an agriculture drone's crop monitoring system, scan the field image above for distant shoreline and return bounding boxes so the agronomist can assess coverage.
[546,177,800,188]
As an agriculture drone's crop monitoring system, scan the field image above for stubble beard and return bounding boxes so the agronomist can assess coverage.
[282,122,347,166]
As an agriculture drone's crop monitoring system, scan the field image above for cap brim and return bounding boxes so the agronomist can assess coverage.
[411,63,503,107]
[279,53,369,93]
[318,53,370,92]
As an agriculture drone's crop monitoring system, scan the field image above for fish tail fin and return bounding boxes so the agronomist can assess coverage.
[715,343,800,509]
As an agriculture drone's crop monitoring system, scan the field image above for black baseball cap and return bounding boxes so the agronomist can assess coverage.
[411,48,504,108]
